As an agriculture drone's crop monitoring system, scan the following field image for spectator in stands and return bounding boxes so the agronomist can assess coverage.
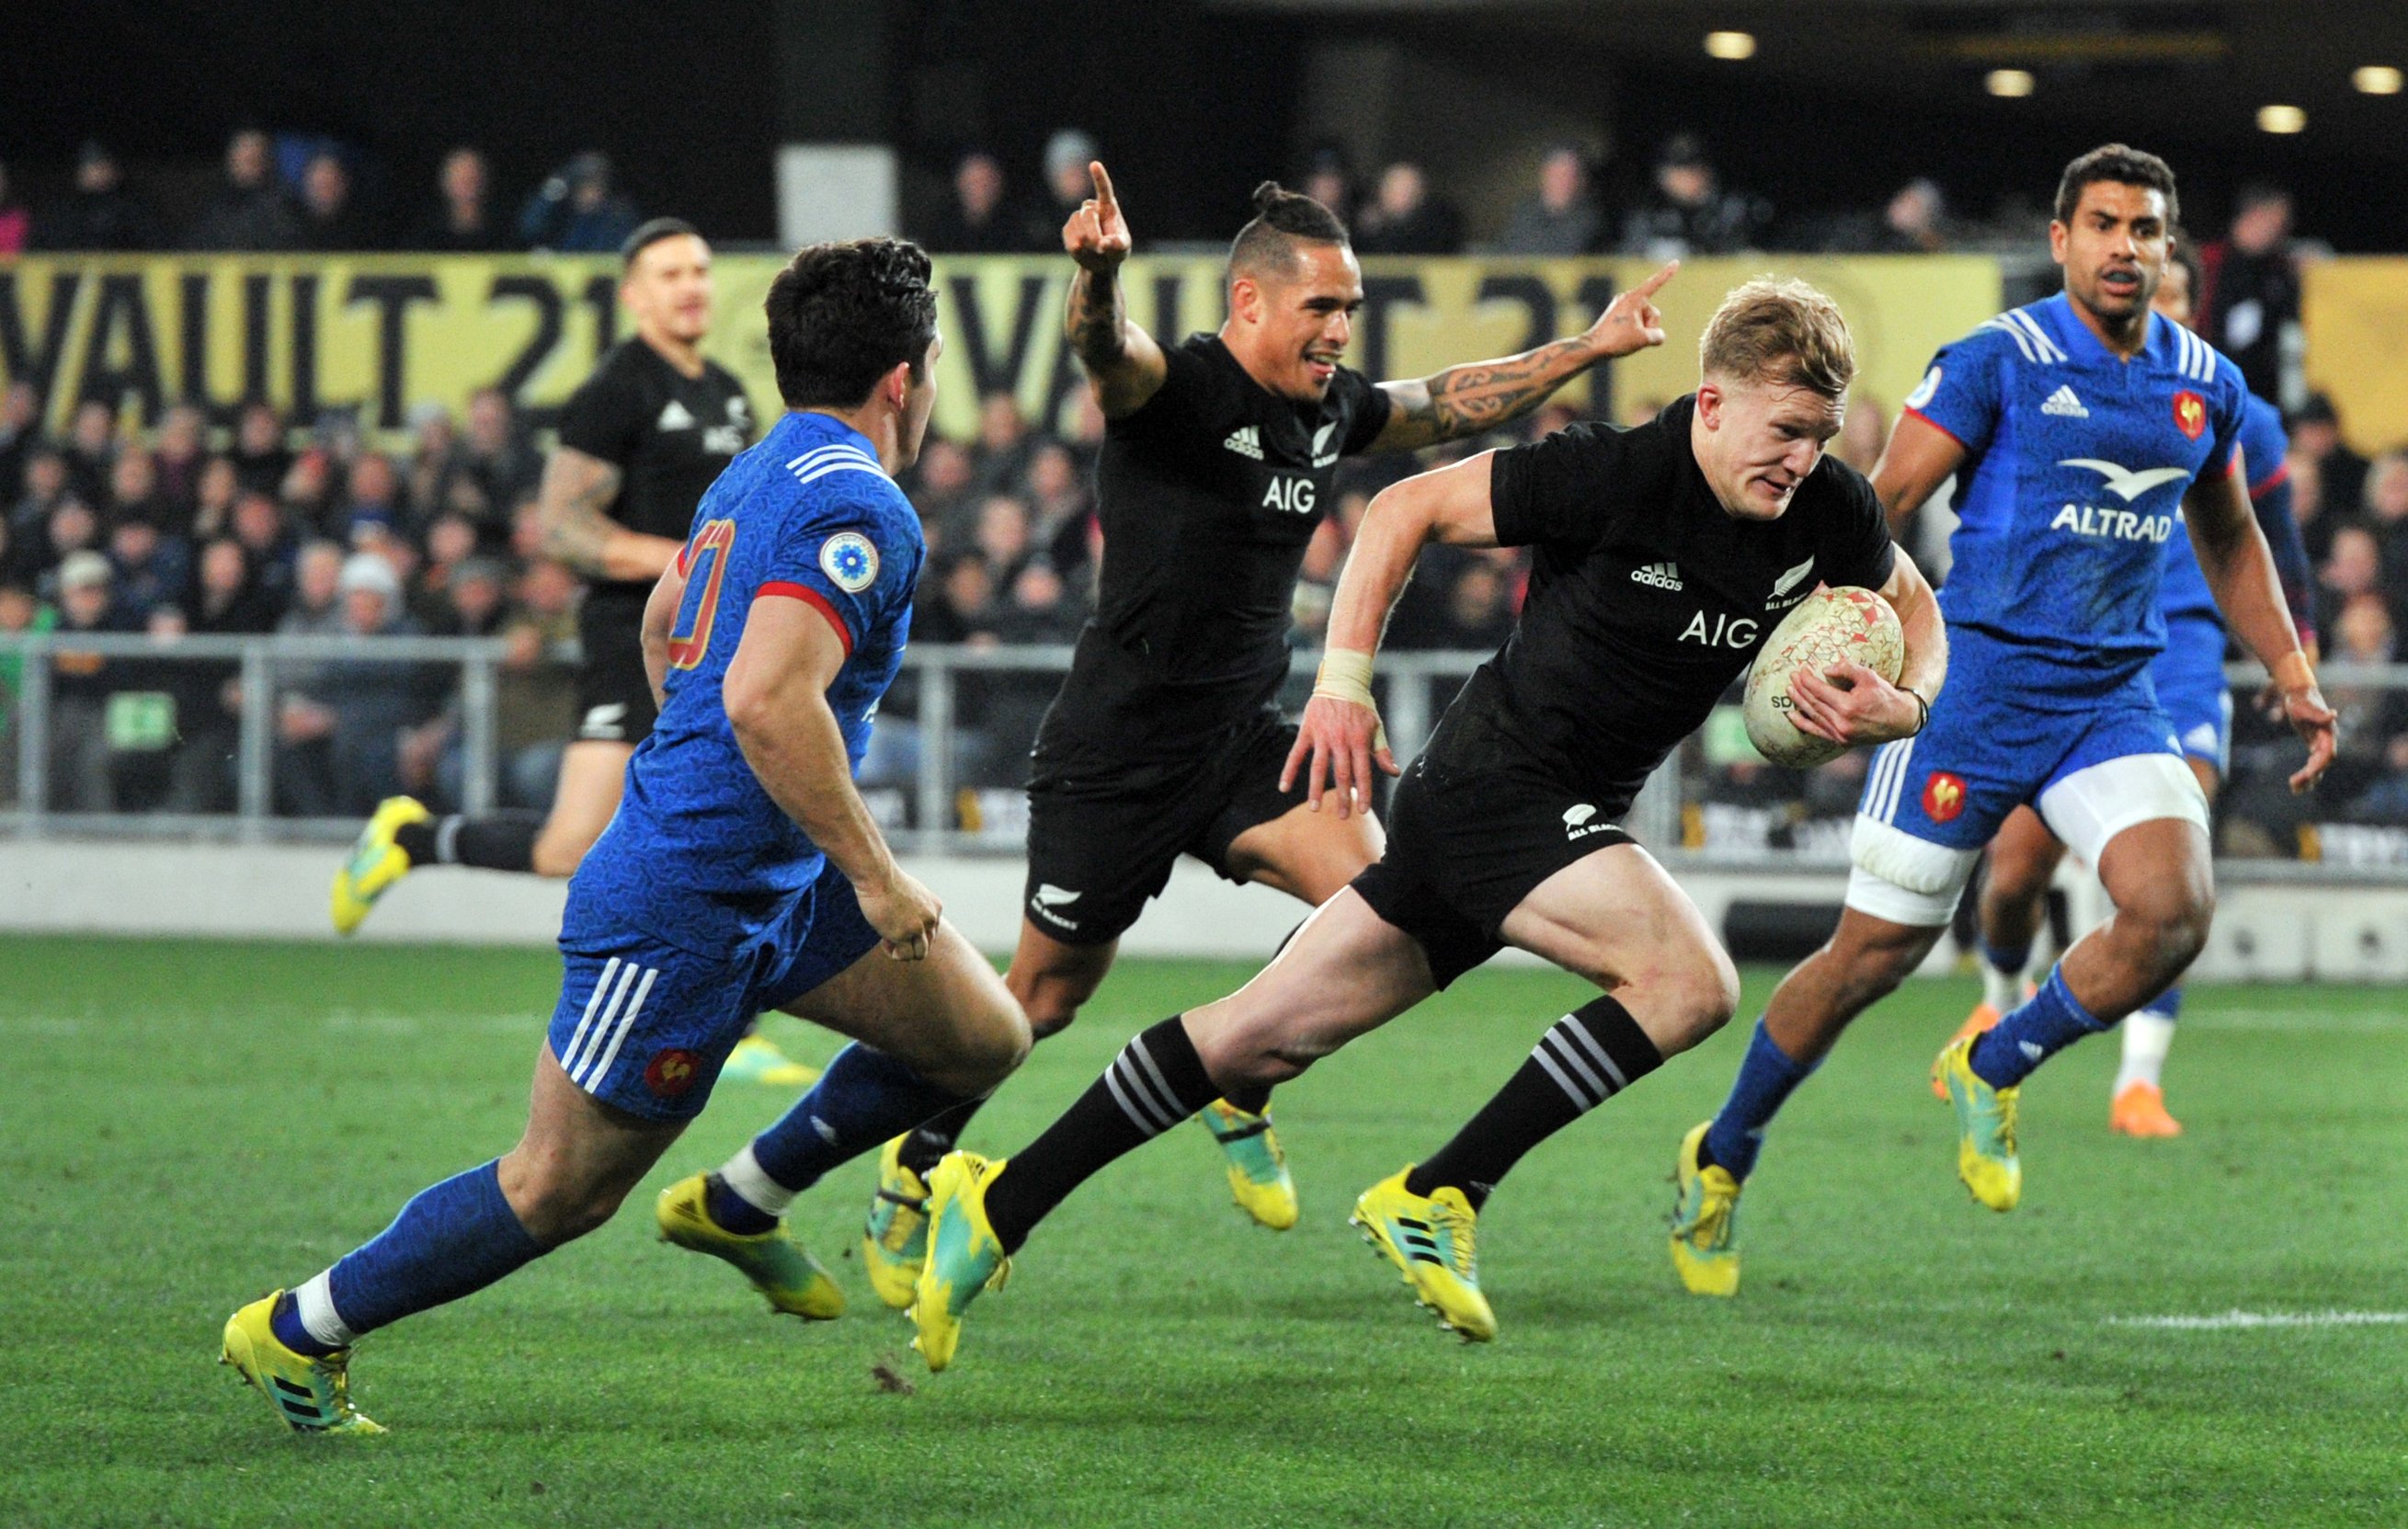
[969,393,1034,496]
[278,540,348,638]
[1496,145,1603,256]
[519,152,638,253]
[2286,449,2332,565]
[2199,183,2302,405]
[296,150,375,251]
[1619,132,1767,257]
[231,403,292,496]
[1039,130,1103,242]
[13,447,73,545]
[276,552,428,815]
[2317,524,2381,641]
[2322,593,2404,808]
[163,537,278,812]
[0,382,44,508]
[413,515,483,631]
[924,150,1037,253]
[337,451,406,541]
[1023,439,1092,572]
[184,127,301,251]
[1832,391,1890,476]
[460,388,539,521]
[1301,144,1356,228]
[0,158,29,254]
[0,581,48,804]
[34,141,161,251]
[230,490,296,610]
[1354,162,1465,255]
[279,450,337,537]
[107,513,188,620]
[2289,393,2367,529]
[190,454,241,542]
[1876,178,1950,254]
[106,449,167,530]
[407,147,510,252]
[1432,556,1516,650]
[907,437,976,546]
[39,499,103,597]
[153,405,208,530]
[47,551,131,811]
[63,401,118,505]
[971,494,1034,587]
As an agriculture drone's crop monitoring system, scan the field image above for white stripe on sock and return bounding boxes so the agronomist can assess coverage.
[1539,1028,1609,1103]
[293,1269,358,1348]
[1556,1014,1627,1091]
[1124,1038,1194,1127]
[1103,1064,1175,1134]
[1530,1046,1598,1110]
[580,965,657,1091]
[433,815,464,864]
[719,1141,798,1217]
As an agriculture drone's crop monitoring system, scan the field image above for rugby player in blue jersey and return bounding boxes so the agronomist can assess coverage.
[220,239,1031,1432]
[1669,144,2334,1297]
[1950,232,2317,1139]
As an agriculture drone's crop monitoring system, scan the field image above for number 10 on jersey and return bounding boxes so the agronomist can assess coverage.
[668,519,736,670]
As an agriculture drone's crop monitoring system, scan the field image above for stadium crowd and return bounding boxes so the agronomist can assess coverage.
[0,128,2393,854]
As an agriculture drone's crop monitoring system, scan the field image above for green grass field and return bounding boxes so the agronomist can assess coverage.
[6,935,2404,1527]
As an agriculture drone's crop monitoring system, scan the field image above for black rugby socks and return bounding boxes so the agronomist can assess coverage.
[395,812,544,873]
[1406,995,1662,1210]
[896,1096,987,1177]
[981,1016,1221,1252]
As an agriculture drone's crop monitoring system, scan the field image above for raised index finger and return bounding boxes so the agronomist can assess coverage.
[1090,161,1118,214]
[1631,259,1681,299]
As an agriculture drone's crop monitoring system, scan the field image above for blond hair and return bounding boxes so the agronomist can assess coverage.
[1698,277,1855,398]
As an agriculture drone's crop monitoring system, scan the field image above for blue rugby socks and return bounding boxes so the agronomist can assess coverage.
[1969,965,2109,1090]
[1701,1018,1818,1182]
[274,1159,548,1356]
[711,1044,972,1234]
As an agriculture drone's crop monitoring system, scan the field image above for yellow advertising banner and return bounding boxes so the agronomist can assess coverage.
[2303,258,2408,457]
[0,253,2001,447]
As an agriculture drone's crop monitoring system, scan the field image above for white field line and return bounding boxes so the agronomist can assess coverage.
[2107,1310,2408,1330]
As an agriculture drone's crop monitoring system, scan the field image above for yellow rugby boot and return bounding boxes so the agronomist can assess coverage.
[1200,1099,1298,1230]
[1931,1002,2003,1100]
[910,1152,1012,1373]
[1350,1168,1496,1342]
[1668,1123,1742,1297]
[330,796,430,935]
[655,1173,844,1319]
[1936,1034,2022,1211]
[219,1294,384,1435]
[862,1136,932,1310]
[720,1033,820,1089]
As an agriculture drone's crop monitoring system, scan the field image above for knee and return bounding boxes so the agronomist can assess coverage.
[498,1157,627,1246]
[1830,932,1923,1013]
[1021,991,1079,1043]
[926,999,1033,1099]
[1625,947,1741,1055]
[2123,884,2214,974]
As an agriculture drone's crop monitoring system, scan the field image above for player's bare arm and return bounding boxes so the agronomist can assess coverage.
[1371,261,1677,452]
[2183,466,2336,791]
[1786,547,1946,747]
[1063,161,1169,418]
[1283,451,1503,816]
[536,445,681,582]
[639,556,686,706]
[1868,408,1969,536]
[723,595,941,960]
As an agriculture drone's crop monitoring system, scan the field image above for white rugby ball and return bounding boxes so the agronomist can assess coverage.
[1742,586,1905,769]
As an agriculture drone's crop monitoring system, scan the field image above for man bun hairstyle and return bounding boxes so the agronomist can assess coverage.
[1699,277,1856,399]
[621,217,702,269]
[765,237,940,410]
[2054,143,2179,230]
[1228,180,1349,281]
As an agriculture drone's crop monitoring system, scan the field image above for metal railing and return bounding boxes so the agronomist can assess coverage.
[0,632,2392,879]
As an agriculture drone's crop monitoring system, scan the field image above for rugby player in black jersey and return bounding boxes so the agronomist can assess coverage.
[906,279,1946,1366]
[329,220,813,1084]
[859,163,1681,1304]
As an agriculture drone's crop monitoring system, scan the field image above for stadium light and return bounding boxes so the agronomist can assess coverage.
[1704,30,1756,61]
[1985,69,2036,97]
[2354,65,2403,96]
[2256,103,2308,133]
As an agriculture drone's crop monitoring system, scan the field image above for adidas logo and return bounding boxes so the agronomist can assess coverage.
[2041,385,2089,419]
[657,399,697,430]
[1224,426,1262,460]
[1630,561,1683,590]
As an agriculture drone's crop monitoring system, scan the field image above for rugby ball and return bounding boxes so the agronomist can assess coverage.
[1742,587,1905,769]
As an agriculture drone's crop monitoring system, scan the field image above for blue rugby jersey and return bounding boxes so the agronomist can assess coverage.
[1902,293,2248,699]
[566,410,925,956]
[2156,392,2313,644]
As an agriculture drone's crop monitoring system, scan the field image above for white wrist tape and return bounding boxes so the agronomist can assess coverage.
[1312,647,1389,754]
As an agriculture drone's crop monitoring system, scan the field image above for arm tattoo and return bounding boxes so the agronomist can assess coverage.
[537,448,626,577]
[1066,268,1128,372]
[1381,336,1597,451]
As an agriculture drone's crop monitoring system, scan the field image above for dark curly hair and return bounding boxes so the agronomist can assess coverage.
[2054,143,2179,230]
[765,238,940,409]
[1228,180,1349,282]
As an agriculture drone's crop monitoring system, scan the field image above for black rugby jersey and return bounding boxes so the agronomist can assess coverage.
[1041,333,1391,754]
[555,337,756,613]
[1425,394,1895,804]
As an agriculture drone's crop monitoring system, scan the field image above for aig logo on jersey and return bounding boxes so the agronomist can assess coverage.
[820,532,879,592]
[1262,474,1316,515]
